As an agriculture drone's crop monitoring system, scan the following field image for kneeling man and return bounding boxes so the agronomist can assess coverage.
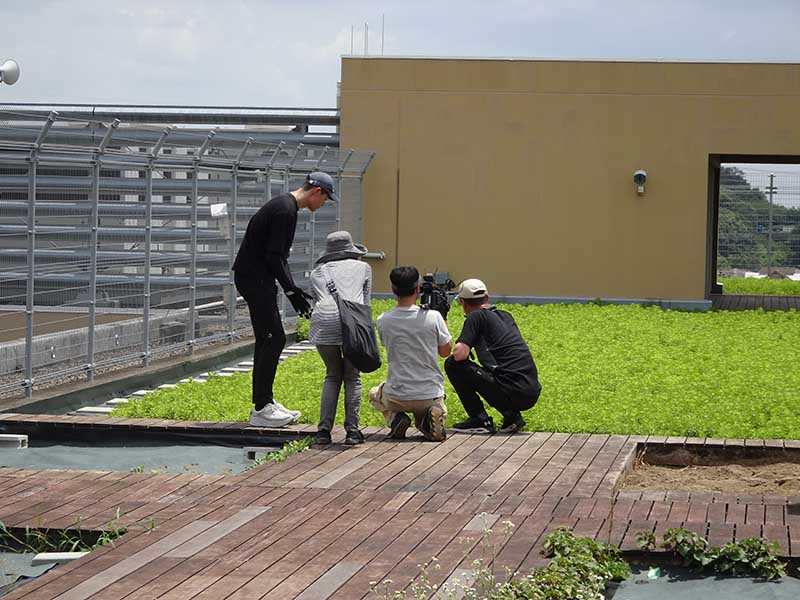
[445,278,541,434]
[369,266,452,441]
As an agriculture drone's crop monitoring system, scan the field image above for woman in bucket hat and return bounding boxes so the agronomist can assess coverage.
[308,231,372,445]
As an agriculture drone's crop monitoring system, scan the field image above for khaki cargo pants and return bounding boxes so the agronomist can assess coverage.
[369,382,447,441]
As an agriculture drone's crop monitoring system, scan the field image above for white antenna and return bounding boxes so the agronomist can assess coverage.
[364,22,368,55]
[381,14,385,55]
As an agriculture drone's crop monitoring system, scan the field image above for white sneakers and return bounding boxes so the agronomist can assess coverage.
[249,402,302,428]
[274,401,301,421]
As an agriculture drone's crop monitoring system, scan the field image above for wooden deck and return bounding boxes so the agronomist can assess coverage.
[710,293,800,311]
[1,413,800,599]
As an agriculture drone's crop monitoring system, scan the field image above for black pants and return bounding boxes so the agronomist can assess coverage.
[444,356,539,418]
[235,273,285,409]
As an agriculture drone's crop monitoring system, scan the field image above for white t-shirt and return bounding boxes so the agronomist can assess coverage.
[377,305,452,400]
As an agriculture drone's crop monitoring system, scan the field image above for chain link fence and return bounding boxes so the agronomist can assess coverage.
[0,110,373,399]
[718,165,800,278]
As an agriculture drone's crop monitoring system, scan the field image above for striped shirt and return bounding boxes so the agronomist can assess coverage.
[308,259,372,345]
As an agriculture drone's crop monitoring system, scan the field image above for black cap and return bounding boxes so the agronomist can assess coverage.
[306,171,338,203]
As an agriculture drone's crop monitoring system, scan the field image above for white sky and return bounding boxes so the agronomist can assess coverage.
[1,0,799,107]
[2,0,799,206]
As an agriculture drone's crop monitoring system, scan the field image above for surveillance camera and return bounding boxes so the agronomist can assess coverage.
[633,170,647,195]
[0,60,20,85]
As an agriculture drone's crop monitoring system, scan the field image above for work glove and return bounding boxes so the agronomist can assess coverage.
[286,287,314,318]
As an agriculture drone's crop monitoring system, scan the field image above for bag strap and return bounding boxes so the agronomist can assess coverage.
[322,264,339,298]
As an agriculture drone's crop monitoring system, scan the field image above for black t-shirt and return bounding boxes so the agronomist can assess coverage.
[233,193,298,279]
[457,306,540,399]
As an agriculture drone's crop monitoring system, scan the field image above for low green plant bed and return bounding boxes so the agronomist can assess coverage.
[373,525,629,600]
[636,528,786,580]
[114,301,800,439]
[719,277,800,296]
[373,525,786,599]
[249,437,312,469]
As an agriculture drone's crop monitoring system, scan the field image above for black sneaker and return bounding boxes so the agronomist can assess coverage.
[315,429,332,445]
[345,429,365,445]
[452,415,496,434]
[388,413,411,439]
[499,412,525,434]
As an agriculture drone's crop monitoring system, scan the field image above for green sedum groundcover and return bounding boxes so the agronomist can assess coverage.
[719,277,800,296]
[114,302,800,439]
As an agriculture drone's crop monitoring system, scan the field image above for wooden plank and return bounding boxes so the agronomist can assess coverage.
[51,520,218,600]
[370,513,471,599]
[165,507,269,558]
[333,512,451,599]
[256,509,403,600]
[414,435,508,495]
[462,513,501,532]
[497,432,570,497]
[293,562,364,600]
[521,434,592,497]
[305,457,372,489]
[472,432,553,496]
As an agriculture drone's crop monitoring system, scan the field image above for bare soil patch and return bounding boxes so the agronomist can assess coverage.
[621,445,800,495]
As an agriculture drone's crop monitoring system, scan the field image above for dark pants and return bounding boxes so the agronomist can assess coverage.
[444,356,539,418]
[235,273,285,409]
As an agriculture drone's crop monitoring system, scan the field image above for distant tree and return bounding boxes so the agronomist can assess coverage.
[718,167,798,272]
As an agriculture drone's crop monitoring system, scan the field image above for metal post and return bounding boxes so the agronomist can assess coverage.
[767,172,776,275]
[188,161,199,354]
[225,137,254,341]
[356,151,375,243]
[87,159,100,381]
[142,160,153,366]
[23,111,57,395]
[337,149,354,229]
[286,144,305,294]
[24,153,37,397]
[142,127,170,364]
[309,146,330,272]
[228,167,238,341]
[98,118,120,152]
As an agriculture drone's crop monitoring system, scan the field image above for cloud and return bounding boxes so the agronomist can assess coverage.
[0,0,797,107]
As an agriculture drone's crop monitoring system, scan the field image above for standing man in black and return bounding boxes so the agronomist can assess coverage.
[445,278,542,434]
[233,172,337,427]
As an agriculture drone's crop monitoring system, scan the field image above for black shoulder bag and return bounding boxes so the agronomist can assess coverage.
[323,265,382,373]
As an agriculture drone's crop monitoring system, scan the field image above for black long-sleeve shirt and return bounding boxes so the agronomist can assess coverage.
[232,193,298,291]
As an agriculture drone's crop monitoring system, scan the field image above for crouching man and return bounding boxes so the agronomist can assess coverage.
[445,278,541,434]
[369,266,452,441]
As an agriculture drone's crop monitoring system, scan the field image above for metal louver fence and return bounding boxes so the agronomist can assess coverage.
[0,109,373,398]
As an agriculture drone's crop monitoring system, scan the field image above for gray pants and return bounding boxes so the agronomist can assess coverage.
[316,344,361,433]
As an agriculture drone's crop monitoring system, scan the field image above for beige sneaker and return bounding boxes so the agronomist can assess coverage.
[421,406,446,441]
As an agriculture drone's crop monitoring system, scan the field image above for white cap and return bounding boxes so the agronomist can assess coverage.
[456,278,488,300]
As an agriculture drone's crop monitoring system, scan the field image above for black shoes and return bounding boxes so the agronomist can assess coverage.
[500,411,526,434]
[388,413,412,439]
[315,429,332,445]
[345,429,365,445]
[452,415,496,434]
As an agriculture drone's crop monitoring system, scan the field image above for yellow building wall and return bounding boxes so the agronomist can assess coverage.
[339,58,800,300]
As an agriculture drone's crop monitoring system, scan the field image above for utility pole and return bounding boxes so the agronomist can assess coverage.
[766,173,777,275]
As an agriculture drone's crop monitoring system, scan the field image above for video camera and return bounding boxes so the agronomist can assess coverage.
[419,272,456,320]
